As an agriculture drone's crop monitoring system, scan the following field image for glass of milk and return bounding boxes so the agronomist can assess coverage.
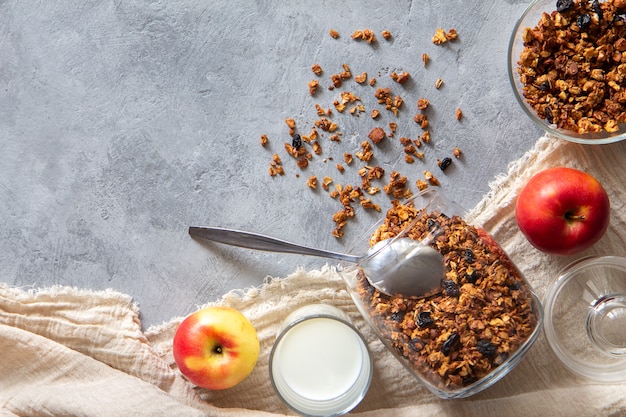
[269,304,373,417]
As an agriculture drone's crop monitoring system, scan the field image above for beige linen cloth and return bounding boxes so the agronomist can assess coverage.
[1,135,625,417]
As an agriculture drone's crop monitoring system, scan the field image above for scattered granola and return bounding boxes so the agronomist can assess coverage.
[307,175,318,189]
[263,25,466,236]
[354,201,539,390]
[517,0,626,134]
[311,63,323,75]
[391,71,411,84]
[432,28,458,45]
[308,80,319,95]
[352,29,377,43]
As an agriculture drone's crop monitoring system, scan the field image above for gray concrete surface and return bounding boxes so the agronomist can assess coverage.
[0,0,542,329]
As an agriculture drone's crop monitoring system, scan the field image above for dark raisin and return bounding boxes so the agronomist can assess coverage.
[509,281,522,291]
[538,81,551,91]
[465,269,478,284]
[462,376,479,385]
[441,279,460,297]
[441,332,460,355]
[577,13,591,30]
[545,106,553,124]
[427,218,439,232]
[417,311,434,328]
[476,339,498,358]
[438,157,452,171]
[291,134,302,149]
[409,338,425,352]
[390,311,406,322]
[464,248,475,263]
[592,0,603,21]
[556,0,573,13]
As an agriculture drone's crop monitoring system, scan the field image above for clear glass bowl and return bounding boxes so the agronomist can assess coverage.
[338,189,543,399]
[544,256,626,382]
[508,0,626,144]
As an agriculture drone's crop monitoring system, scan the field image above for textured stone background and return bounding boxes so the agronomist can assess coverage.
[0,0,541,329]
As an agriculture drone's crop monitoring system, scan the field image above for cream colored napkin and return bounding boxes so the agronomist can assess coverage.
[1,135,625,417]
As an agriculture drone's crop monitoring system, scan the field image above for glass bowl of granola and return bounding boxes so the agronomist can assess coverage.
[337,189,543,399]
[508,0,626,144]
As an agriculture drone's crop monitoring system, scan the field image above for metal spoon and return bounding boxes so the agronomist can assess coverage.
[188,226,444,298]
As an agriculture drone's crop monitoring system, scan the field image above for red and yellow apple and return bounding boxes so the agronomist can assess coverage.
[515,167,610,256]
[173,306,260,390]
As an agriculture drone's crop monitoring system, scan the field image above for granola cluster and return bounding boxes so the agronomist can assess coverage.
[517,0,626,134]
[355,201,538,390]
[262,27,464,237]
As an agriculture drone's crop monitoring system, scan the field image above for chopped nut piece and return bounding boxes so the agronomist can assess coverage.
[414,113,429,129]
[453,147,463,158]
[432,28,448,45]
[313,141,322,155]
[446,28,458,41]
[417,98,430,110]
[352,28,376,43]
[322,176,333,191]
[307,176,318,189]
[391,71,411,84]
[382,30,391,40]
[285,118,296,129]
[355,72,368,84]
[433,28,458,45]
[422,53,430,67]
[421,131,431,144]
[435,78,444,89]
[371,109,380,119]
[368,127,386,143]
[383,171,409,198]
[455,107,463,120]
[416,179,429,191]
[311,63,323,75]
[308,79,319,95]
[260,134,268,146]
[343,152,353,165]
[336,164,345,173]
[424,170,440,186]
[369,77,377,86]
[329,29,339,39]
[356,140,374,161]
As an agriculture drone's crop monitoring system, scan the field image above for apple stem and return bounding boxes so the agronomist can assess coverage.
[213,346,223,354]
[565,211,585,221]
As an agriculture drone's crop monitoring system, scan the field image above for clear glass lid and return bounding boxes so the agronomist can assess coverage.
[544,256,626,382]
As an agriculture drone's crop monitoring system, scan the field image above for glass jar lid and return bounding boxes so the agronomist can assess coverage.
[544,256,626,382]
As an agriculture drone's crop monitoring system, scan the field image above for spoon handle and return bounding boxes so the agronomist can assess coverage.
[189,226,361,263]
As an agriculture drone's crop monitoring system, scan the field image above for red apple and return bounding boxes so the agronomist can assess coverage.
[173,306,260,390]
[515,167,610,255]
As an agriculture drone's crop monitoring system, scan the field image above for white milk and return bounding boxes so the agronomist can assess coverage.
[270,305,372,417]
[274,318,363,400]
